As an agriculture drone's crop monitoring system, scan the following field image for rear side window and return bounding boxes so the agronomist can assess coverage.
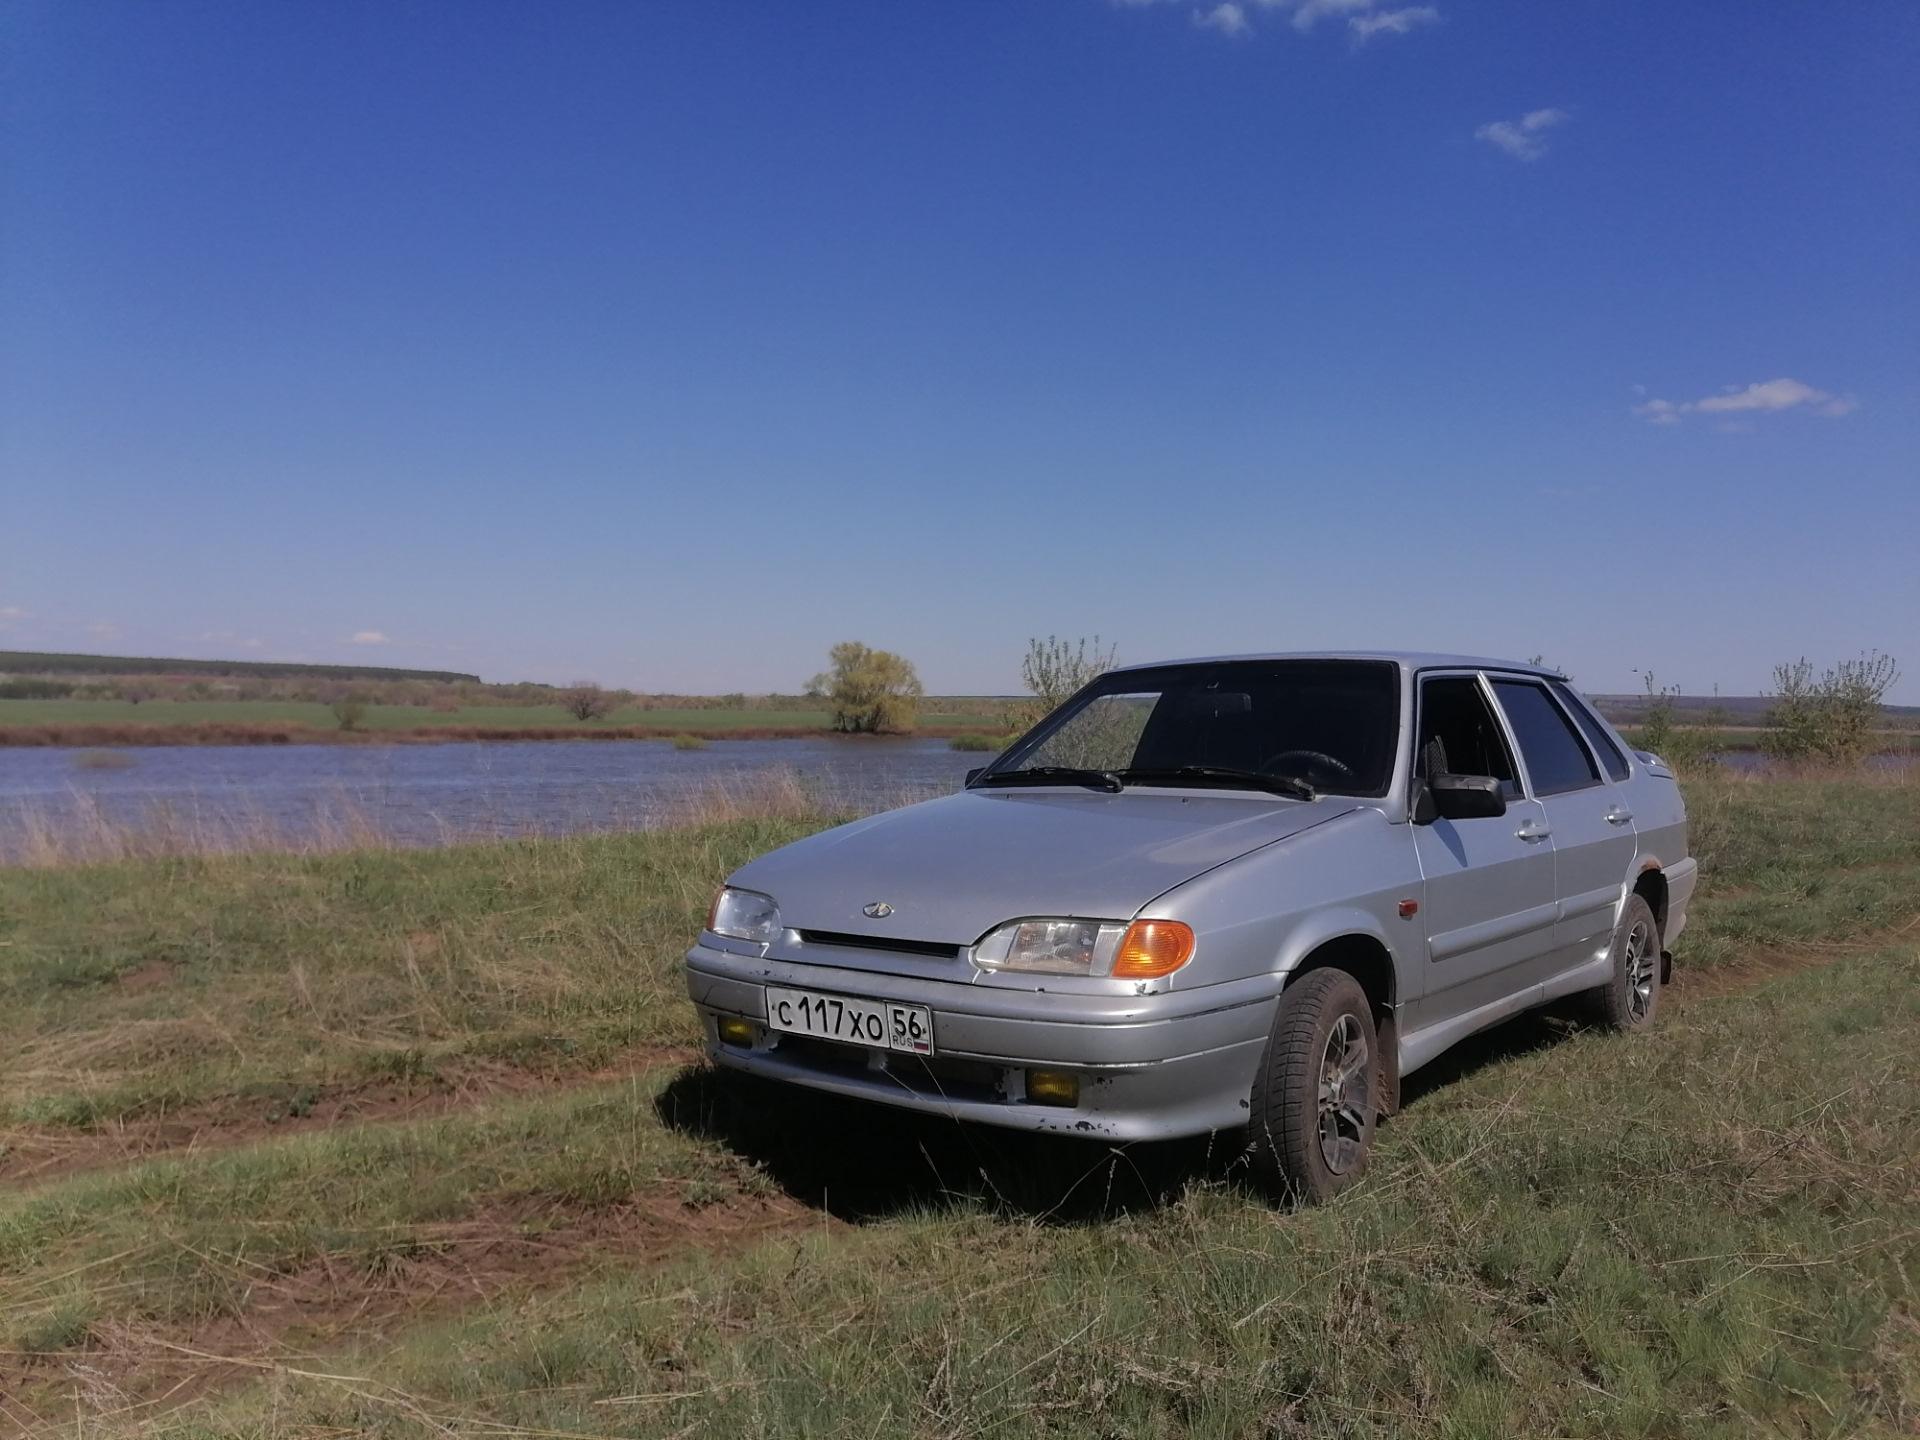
[1417,676,1521,800]
[1552,682,1630,781]
[1492,681,1601,796]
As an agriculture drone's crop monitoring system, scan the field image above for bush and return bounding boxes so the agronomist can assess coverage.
[671,733,708,750]
[1634,674,1721,774]
[809,642,922,734]
[559,683,616,723]
[1006,635,1117,734]
[1764,652,1900,767]
[948,733,1001,752]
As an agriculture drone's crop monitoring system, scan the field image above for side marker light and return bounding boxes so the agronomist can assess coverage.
[1397,899,1419,918]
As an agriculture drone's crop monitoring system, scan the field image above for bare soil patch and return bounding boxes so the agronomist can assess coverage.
[0,1185,816,1430]
[1667,915,1920,1005]
[0,1045,705,1188]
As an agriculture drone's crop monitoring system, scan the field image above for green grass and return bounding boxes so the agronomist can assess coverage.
[0,1075,765,1340]
[1680,770,1920,965]
[0,699,1007,733]
[1,774,1916,1435]
[188,946,1912,1440]
[0,819,833,1128]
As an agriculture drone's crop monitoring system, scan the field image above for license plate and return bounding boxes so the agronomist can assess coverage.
[764,986,934,1055]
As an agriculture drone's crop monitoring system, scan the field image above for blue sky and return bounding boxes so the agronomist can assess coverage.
[3,0,1915,699]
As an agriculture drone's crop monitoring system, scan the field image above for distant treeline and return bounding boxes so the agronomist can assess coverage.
[0,650,479,684]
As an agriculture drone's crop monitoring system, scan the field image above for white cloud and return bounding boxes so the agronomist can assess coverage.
[1282,0,1374,30]
[0,606,25,620]
[1634,378,1859,425]
[1475,107,1569,161]
[86,620,123,641]
[349,631,392,645]
[1193,3,1251,35]
[1349,5,1437,39]
[1116,0,1439,41]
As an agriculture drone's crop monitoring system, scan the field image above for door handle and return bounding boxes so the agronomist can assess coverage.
[1606,808,1633,826]
[1515,819,1552,841]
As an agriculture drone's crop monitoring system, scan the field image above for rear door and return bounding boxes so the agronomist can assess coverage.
[1489,678,1639,976]
[1409,673,1559,1030]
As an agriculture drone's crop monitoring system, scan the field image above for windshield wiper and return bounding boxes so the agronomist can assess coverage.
[975,766,1125,793]
[1122,766,1317,800]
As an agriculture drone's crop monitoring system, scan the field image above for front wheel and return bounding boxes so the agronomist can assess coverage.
[1589,892,1661,1032]
[1248,968,1378,1205]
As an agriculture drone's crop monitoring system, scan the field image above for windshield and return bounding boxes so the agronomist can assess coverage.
[980,659,1400,797]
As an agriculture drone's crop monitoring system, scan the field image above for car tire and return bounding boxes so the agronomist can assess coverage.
[1248,967,1377,1205]
[1589,892,1661,1033]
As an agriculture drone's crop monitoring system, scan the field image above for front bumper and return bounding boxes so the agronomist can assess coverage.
[684,942,1276,1140]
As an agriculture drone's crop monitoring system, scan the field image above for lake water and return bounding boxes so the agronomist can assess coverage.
[0,738,988,861]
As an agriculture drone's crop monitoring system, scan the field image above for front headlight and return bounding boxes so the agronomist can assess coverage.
[708,887,782,943]
[974,918,1126,975]
[972,917,1196,978]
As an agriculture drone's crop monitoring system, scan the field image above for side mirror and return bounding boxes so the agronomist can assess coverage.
[1429,773,1507,821]
[965,767,985,787]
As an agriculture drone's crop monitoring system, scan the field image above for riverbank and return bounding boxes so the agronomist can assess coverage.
[0,719,1012,747]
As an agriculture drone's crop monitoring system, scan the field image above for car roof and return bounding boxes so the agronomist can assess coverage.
[1104,651,1566,680]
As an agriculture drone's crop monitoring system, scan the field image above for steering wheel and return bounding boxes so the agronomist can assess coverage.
[1260,749,1354,780]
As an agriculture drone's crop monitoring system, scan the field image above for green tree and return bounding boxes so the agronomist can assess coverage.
[329,695,369,731]
[810,642,923,734]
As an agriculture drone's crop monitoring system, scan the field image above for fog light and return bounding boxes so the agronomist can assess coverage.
[716,1015,755,1048]
[1026,1069,1080,1107]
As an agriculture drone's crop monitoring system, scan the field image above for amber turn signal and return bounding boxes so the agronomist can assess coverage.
[1110,919,1196,979]
[1025,1069,1080,1107]
[715,1015,756,1048]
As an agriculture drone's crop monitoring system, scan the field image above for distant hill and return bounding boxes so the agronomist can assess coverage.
[0,650,480,684]
[1591,694,1920,724]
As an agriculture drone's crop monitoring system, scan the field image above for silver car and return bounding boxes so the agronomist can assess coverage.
[684,653,1695,1201]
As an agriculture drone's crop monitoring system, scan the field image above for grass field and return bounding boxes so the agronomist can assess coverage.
[1,771,1916,1435]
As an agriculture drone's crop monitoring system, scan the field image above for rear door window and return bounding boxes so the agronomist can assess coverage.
[1492,680,1601,796]
[1551,682,1630,782]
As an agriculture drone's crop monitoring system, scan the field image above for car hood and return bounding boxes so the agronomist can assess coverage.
[727,787,1361,946]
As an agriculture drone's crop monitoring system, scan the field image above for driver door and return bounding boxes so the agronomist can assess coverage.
[1409,674,1558,1031]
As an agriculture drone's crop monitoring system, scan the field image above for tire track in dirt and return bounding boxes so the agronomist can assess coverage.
[1666,914,1920,1005]
[0,1044,706,1188]
[0,1183,821,1433]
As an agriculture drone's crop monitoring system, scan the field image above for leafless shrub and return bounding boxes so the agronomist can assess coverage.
[559,682,616,722]
[1764,651,1901,767]
[1007,635,1117,734]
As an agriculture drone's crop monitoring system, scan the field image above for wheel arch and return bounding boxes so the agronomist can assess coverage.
[1632,863,1669,939]
[1279,923,1402,1116]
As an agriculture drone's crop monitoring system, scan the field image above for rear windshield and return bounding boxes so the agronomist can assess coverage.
[986,659,1400,797]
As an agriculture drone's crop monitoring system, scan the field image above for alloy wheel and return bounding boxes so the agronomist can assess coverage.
[1316,1013,1372,1173]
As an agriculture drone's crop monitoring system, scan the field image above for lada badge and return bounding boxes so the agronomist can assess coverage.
[862,902,895,919]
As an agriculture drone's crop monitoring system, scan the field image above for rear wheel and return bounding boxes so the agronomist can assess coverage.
[1589,893,1661,1032]
[1248,968,1377,1204]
